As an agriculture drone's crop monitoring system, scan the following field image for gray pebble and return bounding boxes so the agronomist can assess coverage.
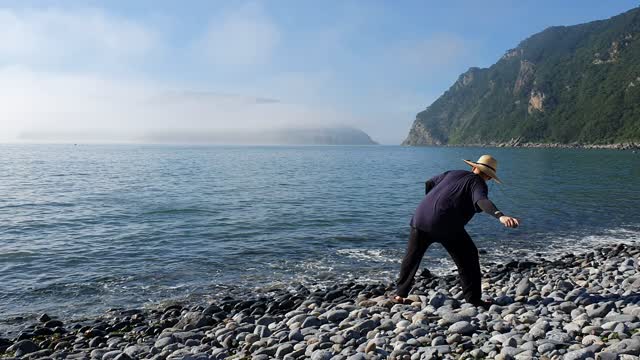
[311,349,333,360]
[564,347,595,360]
[448,321,475,335]
[325,309,349,323]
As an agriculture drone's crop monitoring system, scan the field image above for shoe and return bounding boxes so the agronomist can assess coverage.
[391,295,412,304]
[419,268,435,279]
[471,299,493,310]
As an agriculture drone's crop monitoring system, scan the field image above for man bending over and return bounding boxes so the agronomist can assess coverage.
[394,155,520,307]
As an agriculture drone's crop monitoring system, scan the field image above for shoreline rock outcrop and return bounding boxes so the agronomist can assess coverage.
[403,141,640,151]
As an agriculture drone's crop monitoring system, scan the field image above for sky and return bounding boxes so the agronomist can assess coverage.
[0,0,638,144]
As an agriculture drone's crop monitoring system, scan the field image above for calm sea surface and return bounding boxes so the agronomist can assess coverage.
[1,145,639,332]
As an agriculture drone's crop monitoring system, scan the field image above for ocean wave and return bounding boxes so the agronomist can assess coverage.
[336,248,398,263]
[0,201,75,209]
[478,225,640,267]
[0,250,38,260]
[141,208,219,216]
[50,173,91,177]
[554,225,639,251]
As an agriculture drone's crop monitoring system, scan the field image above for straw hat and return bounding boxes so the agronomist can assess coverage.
[463,155,502,184]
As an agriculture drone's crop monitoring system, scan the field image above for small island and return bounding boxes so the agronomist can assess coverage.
[139,127,378,146]
[19,127,378,146]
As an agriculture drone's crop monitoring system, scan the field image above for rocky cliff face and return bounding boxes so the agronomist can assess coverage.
[404,7,640,146]
[401,120,444,146]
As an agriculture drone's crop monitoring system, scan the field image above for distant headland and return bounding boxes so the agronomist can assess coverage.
[403,7,640,147]
[19,127,378,145]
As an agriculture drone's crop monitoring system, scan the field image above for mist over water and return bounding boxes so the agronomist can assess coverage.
[0,145,638,333]
[18,127,377,145]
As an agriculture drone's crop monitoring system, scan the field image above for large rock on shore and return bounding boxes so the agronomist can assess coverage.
[6,340,38,357]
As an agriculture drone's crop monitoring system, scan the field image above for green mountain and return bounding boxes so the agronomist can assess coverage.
[403,7,640,146]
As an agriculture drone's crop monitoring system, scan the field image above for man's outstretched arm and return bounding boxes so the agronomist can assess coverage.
[476,199,520,228]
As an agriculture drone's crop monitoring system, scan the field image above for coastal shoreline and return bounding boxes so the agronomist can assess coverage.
[2,243,640,359]
[402,142,640,151]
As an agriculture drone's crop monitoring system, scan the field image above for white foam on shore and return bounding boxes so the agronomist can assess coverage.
[544,226,638,256]
[332,226,639,280]
[335,248,398,263]
[481,225,640,266]
[230,225,640,297]
[334,246,457,281]
[581,226,639,244]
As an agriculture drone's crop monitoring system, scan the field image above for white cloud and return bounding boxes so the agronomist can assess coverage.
[0,67,359,143]
[197,2,280,67]
[0,5,371,144]
[0,4,412,143]
[0,8,158,68]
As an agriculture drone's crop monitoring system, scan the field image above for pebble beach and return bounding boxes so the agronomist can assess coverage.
[2,242,640,360]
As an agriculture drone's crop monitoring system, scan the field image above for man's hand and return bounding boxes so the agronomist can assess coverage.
[499,216,520,228]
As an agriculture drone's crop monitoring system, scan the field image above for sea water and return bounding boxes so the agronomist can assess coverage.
[0,144,638,331]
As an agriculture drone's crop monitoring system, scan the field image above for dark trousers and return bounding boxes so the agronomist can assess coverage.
[396,226,482,303]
